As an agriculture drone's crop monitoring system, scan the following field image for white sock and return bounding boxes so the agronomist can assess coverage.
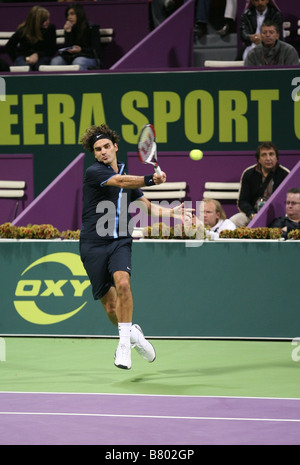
[118,322,132,346]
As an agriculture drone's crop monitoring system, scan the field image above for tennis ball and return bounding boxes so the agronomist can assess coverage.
[189,149,203,161]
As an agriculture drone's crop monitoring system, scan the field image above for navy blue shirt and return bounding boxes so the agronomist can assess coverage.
[80,161,144,242]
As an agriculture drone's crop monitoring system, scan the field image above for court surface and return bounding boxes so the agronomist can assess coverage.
[0,337,300,445]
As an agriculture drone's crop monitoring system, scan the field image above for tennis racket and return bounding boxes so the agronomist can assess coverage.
[137,124,162,175]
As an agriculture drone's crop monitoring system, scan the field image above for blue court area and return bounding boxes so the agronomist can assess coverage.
[0,337,299,445]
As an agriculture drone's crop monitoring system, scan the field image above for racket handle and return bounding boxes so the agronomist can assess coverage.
[155,165,162,176]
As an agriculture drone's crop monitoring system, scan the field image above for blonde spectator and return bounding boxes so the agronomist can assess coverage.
[5,5,56,71]
[201,199,236,239]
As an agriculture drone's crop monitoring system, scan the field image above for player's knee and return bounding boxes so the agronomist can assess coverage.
[114,273,131,296]
[117,279,131,295]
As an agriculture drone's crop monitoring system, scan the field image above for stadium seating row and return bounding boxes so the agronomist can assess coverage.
[0,28,114,48]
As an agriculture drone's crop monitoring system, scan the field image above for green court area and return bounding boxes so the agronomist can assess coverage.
[0,338,299,399]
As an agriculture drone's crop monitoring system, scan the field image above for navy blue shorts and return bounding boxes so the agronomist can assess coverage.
[79,238,132,300]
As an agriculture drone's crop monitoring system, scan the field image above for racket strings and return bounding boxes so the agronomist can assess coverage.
[139,131,154,162]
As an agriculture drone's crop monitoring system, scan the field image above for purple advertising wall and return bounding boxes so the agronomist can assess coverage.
[12,153,84,232]
[111,0,194,70]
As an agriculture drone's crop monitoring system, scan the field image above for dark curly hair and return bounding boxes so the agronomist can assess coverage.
[80,124,120,152]
[255,142,279,161]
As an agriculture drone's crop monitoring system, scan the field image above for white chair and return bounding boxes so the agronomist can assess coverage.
[141,182,187,200]
[0,180,26,219]
[283,21,291,38]
[0,31,12,46]
[55,28,113,45]
[204,60,244,68]
[38,65,81,72]
[0,32,13,38]
[9,66,30,72]
[0,28,114,47]
[99,28,114,43]
[203,182,240,200]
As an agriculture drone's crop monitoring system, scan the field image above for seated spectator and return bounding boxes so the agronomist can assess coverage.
[194,0,211,39]
[217,0,237,36]
[245,20,299,66]
[240,0,283,61]
[5,5,56,71]
[201,199,236,239]
[269,188,300,239]
[50,3,102,70]
[230,142,290,227]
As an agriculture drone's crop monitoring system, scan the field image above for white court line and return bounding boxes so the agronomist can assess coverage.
[1,391,300,401]
[0,412,300,422]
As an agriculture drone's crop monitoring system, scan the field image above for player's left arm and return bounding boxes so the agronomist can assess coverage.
[137,197,194,223]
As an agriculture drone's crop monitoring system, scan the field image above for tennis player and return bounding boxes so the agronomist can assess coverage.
[80,124,192,370]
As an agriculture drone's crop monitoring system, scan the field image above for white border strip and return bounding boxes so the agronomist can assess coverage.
[0,411,299,423]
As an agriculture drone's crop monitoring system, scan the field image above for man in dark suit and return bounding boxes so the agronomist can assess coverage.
[240,0,283,60]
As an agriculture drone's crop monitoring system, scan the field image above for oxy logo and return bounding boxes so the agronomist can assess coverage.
[291,337,300,362]
[14,252,90,325]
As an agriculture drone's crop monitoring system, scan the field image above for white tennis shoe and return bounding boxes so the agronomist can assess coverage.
[114,343,131,370]
[131,324,156,363]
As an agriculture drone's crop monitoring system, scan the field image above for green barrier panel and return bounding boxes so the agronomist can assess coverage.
[0,240,298,339]
[132,240,299,339]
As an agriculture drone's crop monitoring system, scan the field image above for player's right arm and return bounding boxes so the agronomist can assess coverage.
[104,172,166,189]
